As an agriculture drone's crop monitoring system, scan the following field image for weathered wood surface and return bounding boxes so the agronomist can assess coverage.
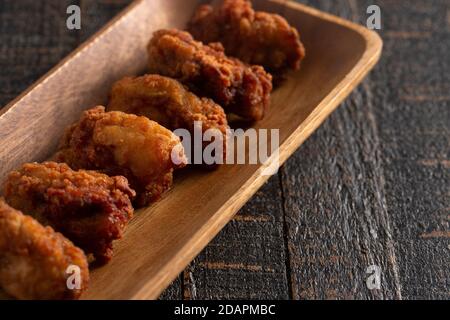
[0,0,448,300]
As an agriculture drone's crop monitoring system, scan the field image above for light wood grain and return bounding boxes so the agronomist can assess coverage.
[0,0,382,299]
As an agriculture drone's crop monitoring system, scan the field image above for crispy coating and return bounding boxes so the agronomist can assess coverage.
[0,198,89,300]
[108,74,229,165]
[188,0,305,75]
[55,106,187,206]
[147,29,272,121]
[3,162,135,264]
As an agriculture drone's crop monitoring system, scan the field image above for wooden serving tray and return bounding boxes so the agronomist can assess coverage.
[0,0,382,299]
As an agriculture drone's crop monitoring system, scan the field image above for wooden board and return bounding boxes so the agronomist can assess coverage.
[176,0,450,301]
[0,0,382,299]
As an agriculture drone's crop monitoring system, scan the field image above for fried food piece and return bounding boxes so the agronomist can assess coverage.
[3,162,135,264]
[108,74,229,165]
[188,0,305,75]
[147,29,272,121]
[0,198,89,300]
[55,106,187,206]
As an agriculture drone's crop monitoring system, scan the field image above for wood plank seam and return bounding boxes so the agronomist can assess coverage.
[361,80,403,299]
[347,0,403,299]
[278,171,295,299]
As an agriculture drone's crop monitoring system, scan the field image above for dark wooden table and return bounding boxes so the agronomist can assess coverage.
[0,0,448,300]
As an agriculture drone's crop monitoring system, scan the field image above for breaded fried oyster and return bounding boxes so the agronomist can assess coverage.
[188,0,305,74]
[3,162,135,264]
[147,29,272,121]
[108,74,229,164]
[0,199,89,300]
[55,106,187,206]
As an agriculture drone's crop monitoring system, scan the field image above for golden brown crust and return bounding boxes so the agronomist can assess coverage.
[54,106,187,206]
[0,199,89,300]
[147,29,272,121]
[188,0,305,74]
[108,74,229,164]
[3,162,135,264]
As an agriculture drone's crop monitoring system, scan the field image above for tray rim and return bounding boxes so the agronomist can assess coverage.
[0,0,383,300]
